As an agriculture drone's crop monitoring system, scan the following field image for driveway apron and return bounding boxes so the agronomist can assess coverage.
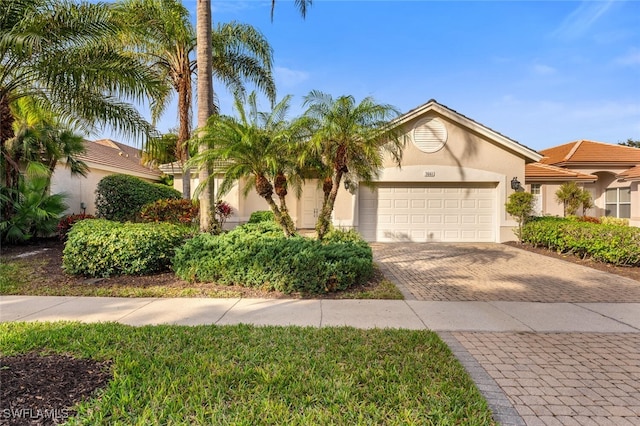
[372,243,640,426]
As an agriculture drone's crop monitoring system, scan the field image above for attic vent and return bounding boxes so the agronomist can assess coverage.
[412,117,447,153]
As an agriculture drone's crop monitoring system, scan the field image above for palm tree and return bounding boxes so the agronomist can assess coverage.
[116,0,275,199]
[1,0,164,218]
[301,90,404,239]
[196,0,312,230]
[191,93,299,236]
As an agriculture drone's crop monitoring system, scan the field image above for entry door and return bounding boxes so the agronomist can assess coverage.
[301,181,323,228]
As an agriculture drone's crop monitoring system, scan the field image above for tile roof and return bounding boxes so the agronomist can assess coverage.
[525,162,597,182]
[77,139,160,178]
[617,165,640,181]
[539,140,640,165]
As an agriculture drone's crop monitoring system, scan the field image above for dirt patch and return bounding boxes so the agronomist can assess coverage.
[503,241,640,282]
[0,353,112,425]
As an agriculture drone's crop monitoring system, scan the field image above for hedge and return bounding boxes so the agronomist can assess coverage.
[140,199,199,225]
[173,223,373,293]
[95,174,181,222]
[521,217,640,266]
[63,219,193,277]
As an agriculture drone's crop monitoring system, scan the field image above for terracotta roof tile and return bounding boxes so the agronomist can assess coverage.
[540,140,640,165]
[525,162,597,182]
[617,165,640,181]
[78,139,160,178]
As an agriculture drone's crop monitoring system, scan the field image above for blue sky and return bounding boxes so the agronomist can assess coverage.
[106,1,640,151]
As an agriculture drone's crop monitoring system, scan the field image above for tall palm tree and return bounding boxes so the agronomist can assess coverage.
[301,90,404,239]
[191,93,299,236]
[196,0,312,230]
[1,0,165,217]
[116,0,275,199]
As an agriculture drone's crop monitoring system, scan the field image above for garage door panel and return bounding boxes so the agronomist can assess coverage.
[359,183,496,242]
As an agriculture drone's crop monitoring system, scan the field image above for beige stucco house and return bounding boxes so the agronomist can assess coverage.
[166,100,542,242]
[524,140,640,227]
[50,139,161,216]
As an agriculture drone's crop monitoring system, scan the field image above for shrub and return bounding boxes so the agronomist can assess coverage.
[95,174,181,222]
[600,216,629,226]
[140,199,199,225]
[173,225,373,293]
[505,191,534,242]
[0,169,68,244]
[578,216,601,224]
[521,217,640,266]
[247,210,275,224]
[58,213,95,240]
[63,219,193,277]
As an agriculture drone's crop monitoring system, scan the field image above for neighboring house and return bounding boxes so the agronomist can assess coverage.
[165,100,542,242]
[524,140,640,227]
[50,139,161,215]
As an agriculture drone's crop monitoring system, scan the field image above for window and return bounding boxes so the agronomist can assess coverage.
[605,187,631,218]
[530,184,542,216]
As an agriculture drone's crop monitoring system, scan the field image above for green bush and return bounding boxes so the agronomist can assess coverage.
[600,216,629,226]
[140,199,199,225]
[173,225,373,293]
[57,213,96,240]
[95,174,181,222]
[521,217,640,266]
[247,210,275,224]
[63,219,193,277]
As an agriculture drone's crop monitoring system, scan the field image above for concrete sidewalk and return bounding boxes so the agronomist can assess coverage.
[2,296,639,332]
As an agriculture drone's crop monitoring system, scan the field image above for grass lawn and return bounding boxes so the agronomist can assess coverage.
[1,322,495,425]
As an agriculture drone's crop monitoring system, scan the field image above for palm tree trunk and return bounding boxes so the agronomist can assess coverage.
[196,0,214,230]
[316,170,344,240]
[177,66,192,199]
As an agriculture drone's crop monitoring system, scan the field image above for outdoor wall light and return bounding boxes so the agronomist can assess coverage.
[510,177,521,190]
[80,202,87,214]
[344,179,351,190]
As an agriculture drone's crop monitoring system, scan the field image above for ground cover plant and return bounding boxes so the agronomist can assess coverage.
[520,216,640,266]
[0,322,496,425]
[173,223,374,293]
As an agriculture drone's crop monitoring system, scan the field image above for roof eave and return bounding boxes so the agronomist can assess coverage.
[390,100,542,162]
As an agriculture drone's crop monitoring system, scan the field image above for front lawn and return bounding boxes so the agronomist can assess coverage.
[1,322,495,425]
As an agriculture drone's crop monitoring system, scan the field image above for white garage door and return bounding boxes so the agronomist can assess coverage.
[358,183,496,242]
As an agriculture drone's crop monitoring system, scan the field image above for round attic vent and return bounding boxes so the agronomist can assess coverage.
[412,117,447,153]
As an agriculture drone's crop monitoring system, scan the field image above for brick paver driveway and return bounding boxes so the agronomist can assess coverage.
[371,243,640,302]
[372,243,640,426]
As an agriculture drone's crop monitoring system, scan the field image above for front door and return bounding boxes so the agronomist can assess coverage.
[301,181,323,228]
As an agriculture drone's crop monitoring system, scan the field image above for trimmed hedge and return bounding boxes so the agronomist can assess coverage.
[63,219,193,277]
[521,217,640,266]
[173,223,373,293]
[247,210,275,224]
[95,174,181,222]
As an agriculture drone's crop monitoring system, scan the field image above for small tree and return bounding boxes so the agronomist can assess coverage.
[505,191,534,242]
[555,182,591,216]
[579,189,594,216]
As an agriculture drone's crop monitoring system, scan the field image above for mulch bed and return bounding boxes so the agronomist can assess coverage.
[503,241,640,282]
[0,353,112,425]
[0,238,390,299]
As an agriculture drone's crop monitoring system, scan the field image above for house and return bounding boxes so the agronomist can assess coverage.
[166,99,542,242]
[524,140,640,227]
[50,139,161,215]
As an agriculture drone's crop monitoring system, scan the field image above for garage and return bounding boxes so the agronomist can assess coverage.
[358,183,497,242]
